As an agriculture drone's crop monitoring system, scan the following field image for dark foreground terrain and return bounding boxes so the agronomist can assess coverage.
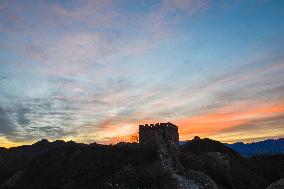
[0,138,283,189]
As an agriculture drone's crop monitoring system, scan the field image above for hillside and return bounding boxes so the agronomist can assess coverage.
[180,137,284,188]
[0,138,283,189]
[0,142,176,189]
[0,139,76,184]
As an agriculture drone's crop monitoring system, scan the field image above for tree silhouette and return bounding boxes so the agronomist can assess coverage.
[130,131,139,143]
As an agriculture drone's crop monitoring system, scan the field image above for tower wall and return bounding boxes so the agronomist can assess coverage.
[139,122,179,147]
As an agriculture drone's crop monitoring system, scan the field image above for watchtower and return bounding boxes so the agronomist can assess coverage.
[139,122,179,147]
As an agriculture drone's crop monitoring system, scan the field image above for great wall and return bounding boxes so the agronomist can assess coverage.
[139,122,218,189]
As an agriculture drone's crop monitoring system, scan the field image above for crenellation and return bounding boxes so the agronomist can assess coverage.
[139,122,179,147]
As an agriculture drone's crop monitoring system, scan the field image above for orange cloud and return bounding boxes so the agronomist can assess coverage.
[93,116,165,144]
[92,101,284,144]
[107,135,132,144]
[176,101,284,141]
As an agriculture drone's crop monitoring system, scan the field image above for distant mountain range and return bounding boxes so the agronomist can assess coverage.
[225,138,284,157]
[180,138,284,157]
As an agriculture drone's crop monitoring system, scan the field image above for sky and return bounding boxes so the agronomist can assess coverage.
[0,0,284,147]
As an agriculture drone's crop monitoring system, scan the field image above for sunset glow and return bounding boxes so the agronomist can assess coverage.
[0,0,284,147]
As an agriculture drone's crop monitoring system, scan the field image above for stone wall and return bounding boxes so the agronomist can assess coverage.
[139,122,179,147]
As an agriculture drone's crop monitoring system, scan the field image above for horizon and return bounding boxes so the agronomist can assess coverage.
[2,135,284,149]
[1,0,284,148]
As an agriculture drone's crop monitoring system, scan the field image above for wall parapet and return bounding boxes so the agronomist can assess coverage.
[139,122,179,147]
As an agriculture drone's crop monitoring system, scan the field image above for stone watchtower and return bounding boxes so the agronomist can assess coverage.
[139,122,179,147]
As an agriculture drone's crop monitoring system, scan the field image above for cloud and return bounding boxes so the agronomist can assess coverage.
[73,53,284,144]
[217,114,284,134]
[22,32,117,76]
[0,0,210,72]
[176,101,284,141]
[160,0,209,16]
[16,108,30,126]
[1,51,284,145]
[0,106,16,136]
[0,0,284,146]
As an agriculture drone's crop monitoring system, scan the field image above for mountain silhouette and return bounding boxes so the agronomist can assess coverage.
[0,138,283,189]
[225,138,284,157]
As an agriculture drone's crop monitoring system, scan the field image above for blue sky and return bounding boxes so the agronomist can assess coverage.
[0,0,284,147]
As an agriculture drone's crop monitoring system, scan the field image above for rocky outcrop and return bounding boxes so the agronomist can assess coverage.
[185,170,218,189]
[180,138,271,189]
[266,178,284,189]
[1,171,25,188]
